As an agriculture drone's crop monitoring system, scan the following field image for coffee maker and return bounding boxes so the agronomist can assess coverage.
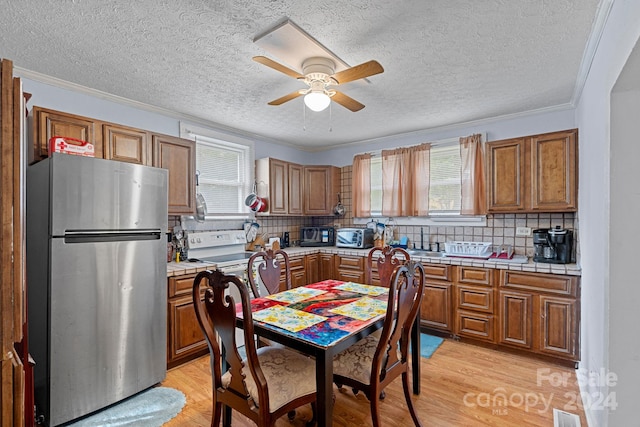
[533,226,573,264]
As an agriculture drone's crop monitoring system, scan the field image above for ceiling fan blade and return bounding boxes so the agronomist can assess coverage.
[331,91,365,112]
[268,91,303,106]
[331,60,384,85]
[253,56,304,79]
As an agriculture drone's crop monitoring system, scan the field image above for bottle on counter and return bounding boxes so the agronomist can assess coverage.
[167,233,174,263]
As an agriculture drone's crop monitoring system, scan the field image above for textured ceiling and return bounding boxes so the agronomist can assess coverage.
[1,0,601,150]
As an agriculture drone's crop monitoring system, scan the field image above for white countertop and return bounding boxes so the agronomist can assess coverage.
[166,246,581,277]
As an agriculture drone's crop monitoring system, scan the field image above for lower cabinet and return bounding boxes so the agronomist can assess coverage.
[499,271,580,362]
[167,273,208,369]
[319,253,335,280]
[420,264,453,333]
[454,267,496,342]
[335,255,366,283]
[289,255,307,288]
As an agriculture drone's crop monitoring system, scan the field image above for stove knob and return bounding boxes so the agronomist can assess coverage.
[190,238,195,244]
[197,237,202,243]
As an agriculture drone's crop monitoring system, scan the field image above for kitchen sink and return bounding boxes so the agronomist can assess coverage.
[406,249,446,258]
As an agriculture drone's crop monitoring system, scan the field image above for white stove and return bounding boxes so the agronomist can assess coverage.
[187,229,251,272]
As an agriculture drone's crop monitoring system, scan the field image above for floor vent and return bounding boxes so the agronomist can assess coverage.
[553,408,581,427]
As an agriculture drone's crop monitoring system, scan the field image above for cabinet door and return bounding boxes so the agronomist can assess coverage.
[320,253,335,280]
[103,124,150,165]
[538,296,578,358]
[305,253,320,284]
[288,163,304,215]
[420,282,452,332]
[486,138,526,212]
[499,290,533,349]
[288,256,307,288]
[456,310,495,342]
[167,294,208,368]
[304,166,340,215]
[269,159,288,214]
[530,130,577,211]
[152,135,195,215]
[33,106,97,160]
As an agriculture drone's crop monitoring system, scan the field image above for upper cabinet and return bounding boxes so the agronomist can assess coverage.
[486,129,578,213]
[256,158,338,216]
[31,106,99,162]
[153,135,196,215]
[304,165,340,216]
[30,106,196,215]
[103,124,151,166]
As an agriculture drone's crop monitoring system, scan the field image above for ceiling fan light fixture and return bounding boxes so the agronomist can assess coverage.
[304,91,331,112]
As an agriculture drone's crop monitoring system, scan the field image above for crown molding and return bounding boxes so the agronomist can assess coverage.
[571,0,614,105]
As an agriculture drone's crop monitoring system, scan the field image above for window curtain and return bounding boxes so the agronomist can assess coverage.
[460,134,486,215]
[381,143,430,216]
[352,153,372,217]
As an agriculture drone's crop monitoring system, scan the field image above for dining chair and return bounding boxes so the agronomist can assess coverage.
[248,248,291,298]
[192,269,317,427]
[367,245,410,287]
[333,260,426,427]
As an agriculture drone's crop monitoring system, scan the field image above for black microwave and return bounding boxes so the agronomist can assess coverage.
[300,227,335,247]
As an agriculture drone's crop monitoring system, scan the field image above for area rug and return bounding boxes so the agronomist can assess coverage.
[66,386,186,427]
[420,333,444,358]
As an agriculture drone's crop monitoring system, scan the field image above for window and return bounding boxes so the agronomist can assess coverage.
[428,143,461,215]
[194,136,253,215]
[367,139,473,218]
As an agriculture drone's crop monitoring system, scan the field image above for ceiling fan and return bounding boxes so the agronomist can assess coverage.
[253,56,384,112]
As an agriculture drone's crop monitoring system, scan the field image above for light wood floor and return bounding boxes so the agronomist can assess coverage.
[162,339,587,426]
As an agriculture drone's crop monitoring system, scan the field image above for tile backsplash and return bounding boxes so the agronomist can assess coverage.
[182,165,578,261]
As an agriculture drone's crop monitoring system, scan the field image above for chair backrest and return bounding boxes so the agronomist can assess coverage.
[367,246,410,287]
[192,270,268,419]
[373,260,425,386]
[247,249,291,297]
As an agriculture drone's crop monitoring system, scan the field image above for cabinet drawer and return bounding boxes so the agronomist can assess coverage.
[169,273,198,298]
[457,266,492,286]
[422,264,450,281]
[457,285,494,313]
[337,255,364,270]
[502,271,578,297]
[456,311,495,342]
[289,256,305,269]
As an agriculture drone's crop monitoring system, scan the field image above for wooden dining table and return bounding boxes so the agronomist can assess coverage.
[235,279,422,427]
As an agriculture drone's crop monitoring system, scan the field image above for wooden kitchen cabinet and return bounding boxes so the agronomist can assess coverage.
[335,255,366,283]
[255,157,303,215]
[103,124,151,165]
[167,273,208,369]
[499,270,580,362]
[486,129,577,213]
[31,106,99,162]
[288,255,307,288]
[454,267,496,342]
[320,253,335,280]
[420,264,453,333]
[152,134,196,215]
[303,165,340,216]
[305,253,320,284]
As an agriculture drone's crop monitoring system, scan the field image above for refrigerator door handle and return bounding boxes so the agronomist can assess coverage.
[64,231,162,244]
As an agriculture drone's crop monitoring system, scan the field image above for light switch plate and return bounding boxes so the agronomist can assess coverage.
[516,226,532,236]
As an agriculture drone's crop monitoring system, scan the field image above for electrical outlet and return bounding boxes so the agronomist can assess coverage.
[516,226,532,237]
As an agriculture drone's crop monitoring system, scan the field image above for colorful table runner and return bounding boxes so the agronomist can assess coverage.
[334,282,388,296]
[252,305,327,332]
[265,286,327,303]
[329,296,388,321]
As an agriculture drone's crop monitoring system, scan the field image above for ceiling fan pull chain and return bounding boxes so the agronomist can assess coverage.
[329,102,333,132]
[303,101,307,131]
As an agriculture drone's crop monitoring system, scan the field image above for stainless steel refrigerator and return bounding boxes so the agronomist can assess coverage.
[26,154,168,426]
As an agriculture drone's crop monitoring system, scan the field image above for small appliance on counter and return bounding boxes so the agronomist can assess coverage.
[336,227,375,249]
[300,226,335,247]
[533,226,574,264]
